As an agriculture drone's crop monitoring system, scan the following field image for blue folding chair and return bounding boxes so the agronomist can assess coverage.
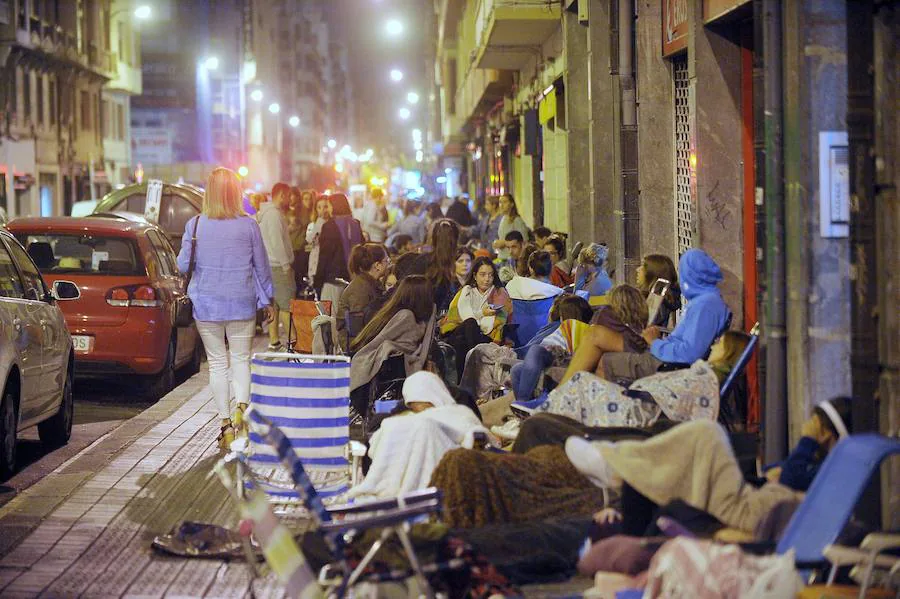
[246,353,365,507]
[508,296,556,348]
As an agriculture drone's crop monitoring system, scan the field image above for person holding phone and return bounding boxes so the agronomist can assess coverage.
[440,256,511,380]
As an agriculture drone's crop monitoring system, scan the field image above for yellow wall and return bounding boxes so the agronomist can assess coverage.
[542,126,568,232]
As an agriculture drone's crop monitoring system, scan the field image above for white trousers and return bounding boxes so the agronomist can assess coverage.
[195,318,256,420]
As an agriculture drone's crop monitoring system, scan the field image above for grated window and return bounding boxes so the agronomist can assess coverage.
[673,56,695,257]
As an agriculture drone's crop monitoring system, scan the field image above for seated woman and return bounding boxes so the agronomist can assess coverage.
[504,250,563,300]
[349,275,435,416]
[636,254,682,327]
[458,294,593,405]
[544,234,573,287]
[440,256,511,381]
[431,400,851,530]
[532,331,750,429]
[574,243,614,299]
[346,371,493,501]
[558,284,649,386]
[447,246,474,304]
[335,243,389,351]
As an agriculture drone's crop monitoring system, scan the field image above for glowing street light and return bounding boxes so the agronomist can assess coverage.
[203,56,219,70]
[389,69,403,82]
[250,89,263,102]
[385,19,403,36]
[406,91,419,104]
[134,5,152,19]
[268,102,280,114]
[412,128,422,141]
[398,107,411,120]
[288,115,300,127]
[237,166,249,177]
[327,139,337,149]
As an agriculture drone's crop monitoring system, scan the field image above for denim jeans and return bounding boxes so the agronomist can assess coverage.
[195,318,256,419]
[510,344,554,401]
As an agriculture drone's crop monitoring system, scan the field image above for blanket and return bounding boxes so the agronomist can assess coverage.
[349,309,435,392]
[346,404,491,500]
[601,420,801,532]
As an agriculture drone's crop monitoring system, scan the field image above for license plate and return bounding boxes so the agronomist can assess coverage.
[72,335,93,353]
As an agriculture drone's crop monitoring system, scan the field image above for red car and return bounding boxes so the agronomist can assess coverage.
[7,217,202,398]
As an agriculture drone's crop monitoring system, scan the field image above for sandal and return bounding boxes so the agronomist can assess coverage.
[218,419,235,451]
[233,403,249,437]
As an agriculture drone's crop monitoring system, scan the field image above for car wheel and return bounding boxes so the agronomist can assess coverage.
[38,367,74,447]
[0,386,18,479]
[145,337,176,399]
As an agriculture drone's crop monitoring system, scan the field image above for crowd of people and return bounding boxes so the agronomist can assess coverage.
[178,167,856,593]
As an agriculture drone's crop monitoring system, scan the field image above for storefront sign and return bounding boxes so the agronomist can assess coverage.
[663,0,689,56]
[132,127,173,166]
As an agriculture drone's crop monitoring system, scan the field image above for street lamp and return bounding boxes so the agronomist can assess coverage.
[407,91,419,104]
[385,18,403,36]
[133,5,152,19]
[288,115,300,127]
[268,102,280,114]
[398,107,411,120]
[389,69,403,82]
[250,89,263,102]
[203,56,219,70]
[327,139,337,149]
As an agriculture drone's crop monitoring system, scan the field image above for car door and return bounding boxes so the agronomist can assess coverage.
[146,230,196,367]
[3,238,64,423]
[0,238,42,427]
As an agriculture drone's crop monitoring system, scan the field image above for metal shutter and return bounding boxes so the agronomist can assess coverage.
[673,56,695,257]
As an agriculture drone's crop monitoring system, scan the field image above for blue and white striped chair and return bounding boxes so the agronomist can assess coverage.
[246,352,364,508]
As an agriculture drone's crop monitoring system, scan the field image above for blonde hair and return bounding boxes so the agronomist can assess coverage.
[203,168,246,219]
[608,284,649,331]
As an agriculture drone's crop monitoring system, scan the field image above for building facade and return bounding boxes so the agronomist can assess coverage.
[1,0,115,217]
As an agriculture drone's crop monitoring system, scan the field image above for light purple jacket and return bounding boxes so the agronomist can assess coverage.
[176,215,274,322]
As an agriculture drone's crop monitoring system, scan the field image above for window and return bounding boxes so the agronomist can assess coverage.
[80,90,90,130]
[147,230,177,276]
[13,233,144,276]
[0,241,25,299]
[101,99,109,137]
[36,75,43,126]
[118,20,125,60]
[121,193,145,213]
[48,78,56,125]
[22,69,31,123]
[5,239,48,301]
[167,196,199,237]
[116,104,125,140]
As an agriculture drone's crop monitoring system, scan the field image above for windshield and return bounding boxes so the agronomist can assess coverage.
[13,233,145,276]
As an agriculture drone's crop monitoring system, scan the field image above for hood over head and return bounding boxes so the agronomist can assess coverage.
[679,249,723,299]
[402,371,456,408]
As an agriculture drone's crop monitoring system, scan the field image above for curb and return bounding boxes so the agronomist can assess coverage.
[0,370,209,558]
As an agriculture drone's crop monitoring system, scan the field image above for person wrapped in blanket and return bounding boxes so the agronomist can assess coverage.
[346,371,495,501]
[529,330,751,429]
[430,398,852,531]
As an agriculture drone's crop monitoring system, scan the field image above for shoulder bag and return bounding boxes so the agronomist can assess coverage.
[174,217,199,327]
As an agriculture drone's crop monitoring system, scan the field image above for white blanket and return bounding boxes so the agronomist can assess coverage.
[346,405,490,500]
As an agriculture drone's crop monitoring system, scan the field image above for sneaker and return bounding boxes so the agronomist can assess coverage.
[266,341,283,352]
[490,418,521,441]
[510,392,550,418]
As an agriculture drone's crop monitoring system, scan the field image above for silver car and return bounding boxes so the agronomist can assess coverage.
[0,229,78,478]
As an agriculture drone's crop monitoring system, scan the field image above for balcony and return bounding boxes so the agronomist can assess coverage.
[455,65,513,127]
[473,0,561,70]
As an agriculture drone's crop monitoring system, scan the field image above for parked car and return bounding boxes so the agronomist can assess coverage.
[0,228,77,477]
[7,217,202,399]
[92,182,203,254]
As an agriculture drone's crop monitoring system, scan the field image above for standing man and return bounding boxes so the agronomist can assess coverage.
[257,182,296,350]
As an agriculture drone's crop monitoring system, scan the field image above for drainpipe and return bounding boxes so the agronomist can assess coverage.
[617,0,639,283]
[759,0,787,463]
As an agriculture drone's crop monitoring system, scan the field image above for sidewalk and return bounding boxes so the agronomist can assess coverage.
[0,365,286,598]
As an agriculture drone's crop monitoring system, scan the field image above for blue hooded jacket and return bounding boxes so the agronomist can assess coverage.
[650,249,731,364]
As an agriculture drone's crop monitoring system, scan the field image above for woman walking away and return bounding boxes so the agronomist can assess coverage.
[492,194,529,261]
[306,194,332,281]
[177,168,275,450]
[257,182,296,350]
[336,243,389,351]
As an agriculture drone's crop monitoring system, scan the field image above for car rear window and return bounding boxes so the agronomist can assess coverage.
[13,233,145,276]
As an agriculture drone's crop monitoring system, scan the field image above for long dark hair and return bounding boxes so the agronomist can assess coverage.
[351,275,434,350]
[465,256,501,289]
[426,218,459,289]
[348,243,387,277]
[641,254,680,306]
[329,193,352,216]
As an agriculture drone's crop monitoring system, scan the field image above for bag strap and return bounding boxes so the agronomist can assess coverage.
[184,216,199,289]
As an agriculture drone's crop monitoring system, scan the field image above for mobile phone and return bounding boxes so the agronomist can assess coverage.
[488,303,503,311]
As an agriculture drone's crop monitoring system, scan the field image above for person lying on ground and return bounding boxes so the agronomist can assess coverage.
[531,331,751,429]
[601,248,731,385]
[349,275,435,416]
[441,257,511,380]
[346,371,494,501]
[557,284,650,386]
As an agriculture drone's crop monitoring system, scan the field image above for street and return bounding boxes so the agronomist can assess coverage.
[0,373,191,509]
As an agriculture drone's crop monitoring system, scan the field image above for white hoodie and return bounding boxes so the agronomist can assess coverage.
[256,202,293,269]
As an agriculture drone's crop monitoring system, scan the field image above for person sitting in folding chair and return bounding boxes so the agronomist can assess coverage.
[335,243,389,351]
[349,276,436,418]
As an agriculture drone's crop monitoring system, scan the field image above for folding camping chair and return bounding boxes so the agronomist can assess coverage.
[219,409,461,599]
[245,353,365,510]
[289,279,339,355]
[507,296,557,347]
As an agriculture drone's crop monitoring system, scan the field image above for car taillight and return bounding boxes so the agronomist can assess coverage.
[106,285,163,308]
